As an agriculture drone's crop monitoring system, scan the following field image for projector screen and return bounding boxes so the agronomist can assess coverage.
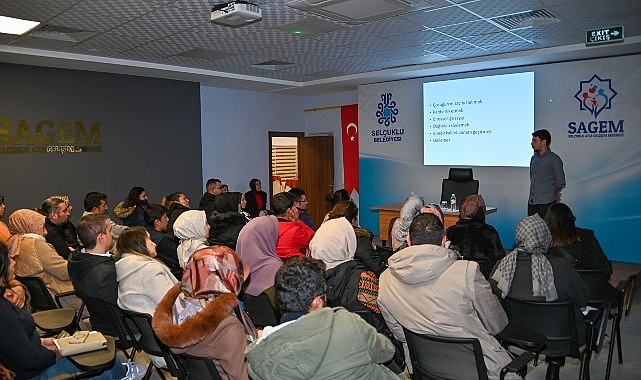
[423,72,534,167]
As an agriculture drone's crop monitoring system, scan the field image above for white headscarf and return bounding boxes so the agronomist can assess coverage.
[310,217,357,270]
[173,210,209,269]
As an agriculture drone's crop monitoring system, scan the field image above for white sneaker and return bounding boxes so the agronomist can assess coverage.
[121,360,147,380]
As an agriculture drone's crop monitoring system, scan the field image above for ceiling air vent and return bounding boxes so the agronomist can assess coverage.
[287,0,435,25]
[250,60,297,70]
[492,9,559,30]
[26,24,96,43]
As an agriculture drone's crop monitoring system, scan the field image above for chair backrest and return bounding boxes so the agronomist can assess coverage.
[80,295,138,352]
[440,168,479,206]
[501,298,579,358]
[178,354,223,380]
[15,275,59,311]
[403,327,488,380]
[387,217,398,248]
[120,309,186,378]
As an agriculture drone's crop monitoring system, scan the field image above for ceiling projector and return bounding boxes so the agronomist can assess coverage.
[211,1,262,27]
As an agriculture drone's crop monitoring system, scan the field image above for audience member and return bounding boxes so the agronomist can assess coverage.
[0,243,135,380]
[446,194,506,279]
[245,257,399,380]
[273,192,314,261]
[545,203,617,304]
[322,189,351,224]
[0,195,9,245]
[490,214,589,380]
[235,215,283,326]
[82,192,127,239]
[199,178,223,211]
[244,178,267,218]
[221,184,229,193]
[390,194,424,251]
[68,214,119,336]
[144,203,182,280]
[325,200,387,276]
[162,192,190,234]
[8,209,76,300]
[116,226,178,369]
[207,192,247,249]
[288,187,314,229]
[114,186,149,227]
[40,196,78,259]
[379,213,514,379]
[153,210,252,380]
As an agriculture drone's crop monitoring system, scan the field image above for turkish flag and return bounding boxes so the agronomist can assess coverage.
[341,104,359,197]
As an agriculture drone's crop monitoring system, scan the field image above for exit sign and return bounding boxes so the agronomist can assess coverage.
[586,26,624,45]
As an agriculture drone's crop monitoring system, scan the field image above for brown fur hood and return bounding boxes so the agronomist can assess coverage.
[113,202,136,219]
[152,282,239,349]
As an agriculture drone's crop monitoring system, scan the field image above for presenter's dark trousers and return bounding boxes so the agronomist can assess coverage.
[528,201,555,219]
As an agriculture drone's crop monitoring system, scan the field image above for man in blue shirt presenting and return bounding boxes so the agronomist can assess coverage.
[528,129,565,218]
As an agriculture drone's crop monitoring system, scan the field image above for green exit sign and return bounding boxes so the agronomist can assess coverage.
[586,26,624,45]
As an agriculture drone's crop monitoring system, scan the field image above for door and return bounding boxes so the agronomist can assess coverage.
[298,135,334,228]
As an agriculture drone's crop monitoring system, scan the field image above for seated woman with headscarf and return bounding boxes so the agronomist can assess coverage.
[447,195,506,279]
[310,213,405,374]
[207,192,247,249]
[235,215,283,327]
[152,210,253,380]
[490,214,589,380]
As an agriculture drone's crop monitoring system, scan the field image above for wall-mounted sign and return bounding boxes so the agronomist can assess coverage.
[586,26,623,45]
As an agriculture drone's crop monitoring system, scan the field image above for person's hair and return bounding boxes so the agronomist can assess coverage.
[325,189,350,206]
[77,214,110,249]
[288,187,306,201]
[532,129,552,146]
[0,243,10,285]
[545,203,580,247]
[38,197,65,216]
[116,227,151,258]
[327,200,358,223]
[213,192,241,214]
[409,213,445,246]
[221,184,229,192]
[275,257,327,314]
[271,192,296,216]
[143,203,167,227]
[161,192,184,208]
[123,186,146,207]
[206,178,221,191]
[249,178,261,191]
[459,195,486,222]
[84,192,107,212]
[0,195,4,205]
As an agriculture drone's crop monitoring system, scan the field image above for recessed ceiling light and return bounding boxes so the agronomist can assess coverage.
[0,15,40,35]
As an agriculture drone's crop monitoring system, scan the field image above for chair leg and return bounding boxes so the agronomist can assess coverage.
[605,320,617,380]
[615,319,623,364]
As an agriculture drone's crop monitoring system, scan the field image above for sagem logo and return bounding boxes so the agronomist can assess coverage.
[574,74,617,119]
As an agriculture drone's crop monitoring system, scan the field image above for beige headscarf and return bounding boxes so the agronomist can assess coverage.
[310,217,357,270]
[173,210,209,269]
[6,209,46,258]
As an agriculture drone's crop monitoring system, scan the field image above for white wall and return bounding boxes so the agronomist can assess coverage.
[200,86,305,197]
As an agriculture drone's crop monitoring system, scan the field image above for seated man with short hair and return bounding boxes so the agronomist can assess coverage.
[143,203,182,279]
[378,213,515,380]
[272,192,314,261]
[245,257,399,380]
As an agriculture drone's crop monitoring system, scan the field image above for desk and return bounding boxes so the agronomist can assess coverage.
[371,203,497,244]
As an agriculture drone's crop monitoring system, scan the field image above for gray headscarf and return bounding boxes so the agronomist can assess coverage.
[392,194,424,250]
[491,214,558,301]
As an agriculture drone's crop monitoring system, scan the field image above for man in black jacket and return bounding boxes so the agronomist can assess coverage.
[41,196,78,259]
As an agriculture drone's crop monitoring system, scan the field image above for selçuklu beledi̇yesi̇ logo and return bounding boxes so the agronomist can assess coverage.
[376,93,398,126]
[574,74,617,119]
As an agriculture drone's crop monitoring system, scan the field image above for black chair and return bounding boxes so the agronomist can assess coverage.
[239,291,279,328]
[79,295,140,360]
[16,275,82,336]
[440,168,479,207]
[120,309,187,380]
[501,297,599,380]
[402,327,535,380]
[178,354,223,380]
[386,216,398,248]
[624,274,636,316]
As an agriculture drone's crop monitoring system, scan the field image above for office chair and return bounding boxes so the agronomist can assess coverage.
[178,354,223,380]
[501,298,599,380]
[440,168,479,207]
[120,309,187,380]
[16,275,81,336]
[402,327,536,380]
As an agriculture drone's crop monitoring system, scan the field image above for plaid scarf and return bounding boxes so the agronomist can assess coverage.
[492,214,558,301]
